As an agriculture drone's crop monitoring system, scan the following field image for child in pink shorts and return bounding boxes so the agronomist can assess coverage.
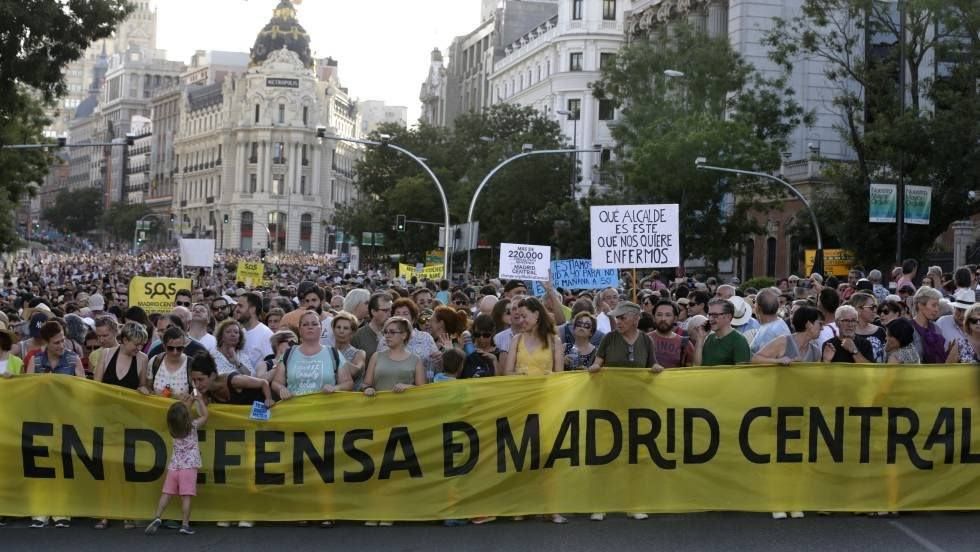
[145,391,208,536]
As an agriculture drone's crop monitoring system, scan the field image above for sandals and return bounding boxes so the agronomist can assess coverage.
[94,519,109,530]
[320,520,334,528]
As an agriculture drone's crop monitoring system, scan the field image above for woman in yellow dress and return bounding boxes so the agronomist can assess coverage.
[503,296,563,376]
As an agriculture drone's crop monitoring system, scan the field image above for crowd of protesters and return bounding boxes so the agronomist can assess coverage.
[1,247,978,531]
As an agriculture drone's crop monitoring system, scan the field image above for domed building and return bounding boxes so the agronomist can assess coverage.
[173,0,361,253]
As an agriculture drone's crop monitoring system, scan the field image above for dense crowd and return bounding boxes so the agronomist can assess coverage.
[1,249,978,532]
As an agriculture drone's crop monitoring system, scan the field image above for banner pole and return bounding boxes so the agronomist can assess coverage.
[632,268,638,304]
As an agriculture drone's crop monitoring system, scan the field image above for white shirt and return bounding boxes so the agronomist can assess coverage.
[596,312,612,335]
[936,314,967,345]
[243,322,273,368]
[817,322,838,350]
[191,333,217,354]
[494,328,514,353]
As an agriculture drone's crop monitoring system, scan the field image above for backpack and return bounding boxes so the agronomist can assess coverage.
[150,353,193,392]
[279,344,342,382]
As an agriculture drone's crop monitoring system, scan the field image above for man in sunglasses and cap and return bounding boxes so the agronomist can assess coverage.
[588,302,663,373]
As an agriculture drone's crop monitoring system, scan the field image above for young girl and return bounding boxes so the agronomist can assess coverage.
[145,392,208,536]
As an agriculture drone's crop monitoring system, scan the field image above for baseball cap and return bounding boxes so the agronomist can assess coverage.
[609,302,641,318]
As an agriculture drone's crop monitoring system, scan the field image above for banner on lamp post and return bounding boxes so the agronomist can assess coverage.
[904,185,932,225]
[869,183,897,223]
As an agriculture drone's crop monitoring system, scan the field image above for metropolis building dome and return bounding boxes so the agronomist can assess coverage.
[250,0,313,69]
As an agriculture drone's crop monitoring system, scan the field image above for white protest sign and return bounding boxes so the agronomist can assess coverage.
[590,204,679,269]
[499,243,551,282]
[179,239,215,268]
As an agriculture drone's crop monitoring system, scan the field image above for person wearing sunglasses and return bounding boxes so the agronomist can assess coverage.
[564,311,598,370]
[946,303,980,364]
[257,330,297,383]
[95,321,149,394]
[210,296,231,324]
[461,314,500,378]
[173,289,192,309]
[850,292,885,363]
[144,326,192,399]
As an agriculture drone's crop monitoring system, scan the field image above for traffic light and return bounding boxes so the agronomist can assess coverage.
[395,214,406,232]
[223,214,229,224]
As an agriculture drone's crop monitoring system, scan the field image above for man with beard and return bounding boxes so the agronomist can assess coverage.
[211,295,232,324]
[648,299,694,368]
[236,292,273,369]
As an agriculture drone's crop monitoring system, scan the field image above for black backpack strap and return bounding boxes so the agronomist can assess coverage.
[150,353,165,380]
[331,346,341,379]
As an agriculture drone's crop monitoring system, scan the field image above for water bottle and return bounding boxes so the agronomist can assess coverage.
[462,331,476,357]
[569,345,581,370]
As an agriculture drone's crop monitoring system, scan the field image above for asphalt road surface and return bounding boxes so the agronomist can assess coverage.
[3,512,976,551]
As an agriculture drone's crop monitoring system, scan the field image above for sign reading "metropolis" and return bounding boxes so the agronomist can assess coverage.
[266,78,300,88]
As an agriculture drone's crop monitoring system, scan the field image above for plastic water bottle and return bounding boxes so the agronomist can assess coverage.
[569,345,581,370]
[462,331,476,357]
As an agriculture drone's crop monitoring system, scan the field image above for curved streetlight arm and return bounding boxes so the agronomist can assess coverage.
[322,135,451,279]
[466,148,601,274]
[696,163,824,275]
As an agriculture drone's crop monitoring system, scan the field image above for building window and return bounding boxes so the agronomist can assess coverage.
[766,237,777,277]
[240,211,253,251]
[249,174,257,193]
[249,142,258,163]
[569,52,583,72]
[572,0,583,20]
[600,52,616,70]
[598,99,615,120]
[567,98,581,120]
[254,104,260,123]
[272,175,285,195]
[300,214,312,252]
[744,239,755,280]
[302,144,308,165]
[300,175,307,196]
[302,106,308,125]
[603,0,616,20]
[278,104,285,124]
[269,212,287,251]
[274,142,285,164]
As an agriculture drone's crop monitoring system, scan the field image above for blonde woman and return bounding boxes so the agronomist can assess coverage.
[946,304,980,363]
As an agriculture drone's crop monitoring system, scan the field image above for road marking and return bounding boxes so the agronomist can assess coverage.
[889,520,949,552]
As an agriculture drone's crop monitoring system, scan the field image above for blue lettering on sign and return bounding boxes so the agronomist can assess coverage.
[529,260,619,296]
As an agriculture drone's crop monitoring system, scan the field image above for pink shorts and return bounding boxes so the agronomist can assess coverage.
[162,468,197,496]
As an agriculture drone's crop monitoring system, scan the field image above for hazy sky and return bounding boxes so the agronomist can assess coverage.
[156,0,479,125]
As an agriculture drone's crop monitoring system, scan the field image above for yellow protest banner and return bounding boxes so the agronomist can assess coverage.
[806,249,856,277]
[236,261,265,288]
[1,365,979,521]
[128,277,193,314]
[398,263,445,280]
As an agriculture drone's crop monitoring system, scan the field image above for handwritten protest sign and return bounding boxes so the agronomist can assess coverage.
[590,204,679,269]
[499,243,551,282]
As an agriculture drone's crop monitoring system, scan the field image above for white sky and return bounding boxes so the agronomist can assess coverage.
[156,0,479,125]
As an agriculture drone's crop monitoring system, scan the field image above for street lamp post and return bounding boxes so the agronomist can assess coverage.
[555,109,580,195]
[317,129,452,279]
[695,158,824,276]
[466,146,602,274]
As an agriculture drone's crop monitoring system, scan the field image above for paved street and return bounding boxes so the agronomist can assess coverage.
[2,512,977,552]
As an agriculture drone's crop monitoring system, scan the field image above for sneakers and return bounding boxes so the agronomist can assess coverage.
[790,511,805,519]
[551,514,568,524]
[54,519,70,528]
[364,521,378,527]
[179,525,195,535]
[378,521,394,527]
[216,521,231,527]
[163,520,182,530]
[237,521,254,528]
[772,512,788,520]
[590,513,606,521]
[470,516,496,525]
[443,519,468,527]
[30,518,47,529]
[145,518,162,536]
[628,513,649,520]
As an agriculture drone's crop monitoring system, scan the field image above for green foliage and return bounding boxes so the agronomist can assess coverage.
[101,202,153,243]
[349,105,580,265]
[42,187,104,235]
[742,277,776,292]
[765,0,980,268]
[592,23,811,266]
[0,0,133,252]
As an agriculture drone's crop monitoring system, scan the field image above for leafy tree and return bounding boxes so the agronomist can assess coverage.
[592,23,811,269]
[42,187,104,235]
[0,0,133,252]
[764,0,980,269]
[348,105,578,270]
[101,201,153,244]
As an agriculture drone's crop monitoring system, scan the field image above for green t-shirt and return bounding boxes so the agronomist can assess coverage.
[597,331,655,368]
[701,330,751,366]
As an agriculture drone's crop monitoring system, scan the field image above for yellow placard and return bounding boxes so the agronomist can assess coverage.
[128,277,193,314]
[2,365,979,521]
[398,263,444,280]
[236,261,265,288]
[806,249,856,277]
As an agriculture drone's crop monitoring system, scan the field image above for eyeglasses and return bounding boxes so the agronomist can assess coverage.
[968,318,980,325]
[627,344,635,362]
[383,329,405,335]
[166,345,185,352]
[176,301,191,307]
[574,322,593,329]
[212,305,228,311]
[707,312,728,318]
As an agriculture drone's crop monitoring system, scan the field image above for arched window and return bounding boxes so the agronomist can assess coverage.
[766,237,777,278]
[240,211,253,251]
[744,239,755,280]
[300,214,312,252]
[269,212,287,252]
